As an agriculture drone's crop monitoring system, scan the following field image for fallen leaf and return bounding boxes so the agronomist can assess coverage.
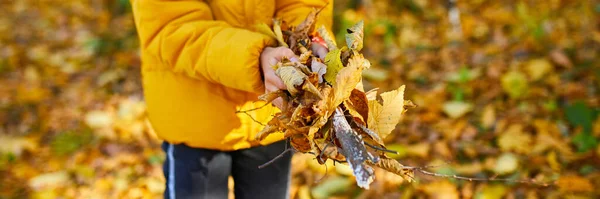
[442,101,473,119]
[311,176,353,199]
[493,153,518,175]
[481,105,496,129]
[501,70,528,99]
[29,171,70,190]
[498,124,532,154]
[549,49,573,68]
[557,175,593,193]
[368,85,406,139]
[475,184,507,199]
[419,180,459,199]
[525,58,553,81]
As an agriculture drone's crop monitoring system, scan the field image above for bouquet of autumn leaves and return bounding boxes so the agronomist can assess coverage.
[251,8,415,189]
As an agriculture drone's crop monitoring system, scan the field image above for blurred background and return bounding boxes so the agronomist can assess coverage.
[0,0,599,198]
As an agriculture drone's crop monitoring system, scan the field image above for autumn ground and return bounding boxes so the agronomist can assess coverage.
[0,0,599,198]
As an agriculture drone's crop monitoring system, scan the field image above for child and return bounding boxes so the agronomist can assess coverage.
[131,0,332,198]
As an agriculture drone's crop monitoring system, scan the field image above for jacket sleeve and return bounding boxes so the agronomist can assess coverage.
[275,0,334,34]
[131,0,277,93]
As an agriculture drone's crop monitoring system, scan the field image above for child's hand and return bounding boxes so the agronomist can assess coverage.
[260,47,298,109]
[311,42,329,60]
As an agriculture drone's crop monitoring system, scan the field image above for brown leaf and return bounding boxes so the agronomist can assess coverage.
[368,158,414,183]
[348,89,369,123]
[273,19,288,47]
[258,90,287,103]
[290,134,312,152]
[557,175,593,193]
[549,49,573,68]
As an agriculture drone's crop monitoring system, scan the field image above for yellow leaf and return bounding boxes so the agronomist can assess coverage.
[331,53,365,109]
[493,153,519,174]
[276,66,307,95]
[481,105,496,129]
[272,19,288,47]
[525,58,553,81]
[419,180,459,199]
[442,101,473,119]
[297,185,312,199]
[546,151,561,171]
[323,47,344,84]
[475,184,507,199]
[367,85,406,139]
[406,142,430,158]
[557,175,593,193]
[29,171,70,190]
[317,25,337,50]
[84,110,113,129]
[334,163,353,176]
[501,70,528,99]
[254,23,277,40]
[498,124,532,154]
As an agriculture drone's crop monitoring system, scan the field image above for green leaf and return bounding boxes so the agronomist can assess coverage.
[501,70,528,99]
[565,101,593,133]
[311,176,353,199]
[572,132,598,152]
[323,47,345,84]
[51,130,93,156]
[345,20,364,51]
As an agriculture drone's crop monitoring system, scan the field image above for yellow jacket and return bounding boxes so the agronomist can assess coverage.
[131,0,333,150]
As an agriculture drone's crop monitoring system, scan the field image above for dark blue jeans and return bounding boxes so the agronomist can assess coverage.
[161,140,292,199]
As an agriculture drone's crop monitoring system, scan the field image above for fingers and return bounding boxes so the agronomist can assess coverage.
[265,84,285,110]
[274,47,298,61]
[311,43,328,59]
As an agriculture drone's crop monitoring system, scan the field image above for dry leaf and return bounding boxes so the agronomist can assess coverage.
[498,124,532,154]
[348,89,370,123]
[419,180,459,199]
[311,58,327,83]
[254,23,277,40]
[493,153,519,174]
[276,66,307,95]
[557,175,593,193]
[345,20,364,51]
[331,53,366,109]
[368,85,406,139]
[317,25,337,50]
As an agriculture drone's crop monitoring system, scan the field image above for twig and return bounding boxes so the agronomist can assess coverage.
[235,102,272,113]
[364,142,399,154]
[317,142,331,163]
[408,167,551,187]
[258,147,294,169]
[242,112,265,126]
[314,160,329,183]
